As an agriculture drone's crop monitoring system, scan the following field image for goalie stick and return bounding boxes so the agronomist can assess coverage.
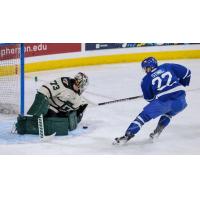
[38,114,56,142]
[31,78,56,141]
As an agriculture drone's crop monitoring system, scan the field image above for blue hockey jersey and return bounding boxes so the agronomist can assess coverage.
[141,63,191,102]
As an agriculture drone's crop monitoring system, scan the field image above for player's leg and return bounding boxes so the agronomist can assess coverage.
[114,113,148,144]
[114,100,170,144]
[127,99,170,134]
[149,114,171,139]
[168,93,187,117]
[150,94,187,139]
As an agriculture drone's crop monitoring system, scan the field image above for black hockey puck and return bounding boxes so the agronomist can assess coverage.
[83,126,88,129]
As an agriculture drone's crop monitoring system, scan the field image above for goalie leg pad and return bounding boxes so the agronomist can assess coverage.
[67,111,78,131]
[44,117,69,136]
[16,109,81,135]
[16,115,69,136]
[16,115,39,135]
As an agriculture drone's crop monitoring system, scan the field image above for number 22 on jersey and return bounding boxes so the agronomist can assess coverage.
[152,71,176,91]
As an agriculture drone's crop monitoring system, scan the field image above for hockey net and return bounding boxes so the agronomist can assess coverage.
[0,44,24,114]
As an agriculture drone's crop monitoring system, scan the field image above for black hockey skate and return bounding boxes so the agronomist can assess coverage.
[113,134,135,145]
[149,125,165,140]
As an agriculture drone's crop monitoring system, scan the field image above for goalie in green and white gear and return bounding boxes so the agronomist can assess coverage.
[27,72,89,119]
[42,72,88,117]
[16,72,89,136]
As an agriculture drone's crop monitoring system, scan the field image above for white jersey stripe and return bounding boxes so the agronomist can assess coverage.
[132,121,142,128]
[145,97,155,102]
[137,116,145,124]
[163,114,172,119]
[156,85,185,98]
[183,69,189,79]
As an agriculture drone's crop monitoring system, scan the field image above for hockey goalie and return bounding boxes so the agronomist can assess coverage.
[16,72,89,137]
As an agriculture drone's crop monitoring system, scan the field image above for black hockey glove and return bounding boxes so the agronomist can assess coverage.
[76,104,88,123]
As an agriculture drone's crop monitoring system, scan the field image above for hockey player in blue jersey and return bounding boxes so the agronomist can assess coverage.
[114,57,191,144]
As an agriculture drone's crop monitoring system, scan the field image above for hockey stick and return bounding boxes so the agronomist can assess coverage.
[83,95,143,107]
[95,87,200,106]
[98,95,143,106]
[38,114,56,142]
[87,87,200,107]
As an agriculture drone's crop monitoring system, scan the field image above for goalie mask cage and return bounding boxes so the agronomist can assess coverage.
[0,43,24,115]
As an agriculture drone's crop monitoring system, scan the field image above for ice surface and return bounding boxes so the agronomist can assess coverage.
[0,59,200,154]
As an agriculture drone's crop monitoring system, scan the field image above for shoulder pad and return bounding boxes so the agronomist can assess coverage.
[61,77,71,88]
[62,77,69,85]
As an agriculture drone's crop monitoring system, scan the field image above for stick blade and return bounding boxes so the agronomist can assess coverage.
[40,132,56,142]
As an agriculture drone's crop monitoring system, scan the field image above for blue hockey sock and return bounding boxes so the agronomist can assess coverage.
[126,115,145,136]
[126,122,140,135]
[158,115,171,128]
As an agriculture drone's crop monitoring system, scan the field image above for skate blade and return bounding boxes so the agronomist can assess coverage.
[112,138,128,145]
[149,133,160,142]
[112,138,120,145]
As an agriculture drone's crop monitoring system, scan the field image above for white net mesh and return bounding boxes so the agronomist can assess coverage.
[0,44,21,114]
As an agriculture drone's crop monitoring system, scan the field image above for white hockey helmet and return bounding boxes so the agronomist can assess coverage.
[74,72,89,94]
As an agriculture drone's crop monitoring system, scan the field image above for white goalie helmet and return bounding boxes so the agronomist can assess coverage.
[74,72,89,94]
